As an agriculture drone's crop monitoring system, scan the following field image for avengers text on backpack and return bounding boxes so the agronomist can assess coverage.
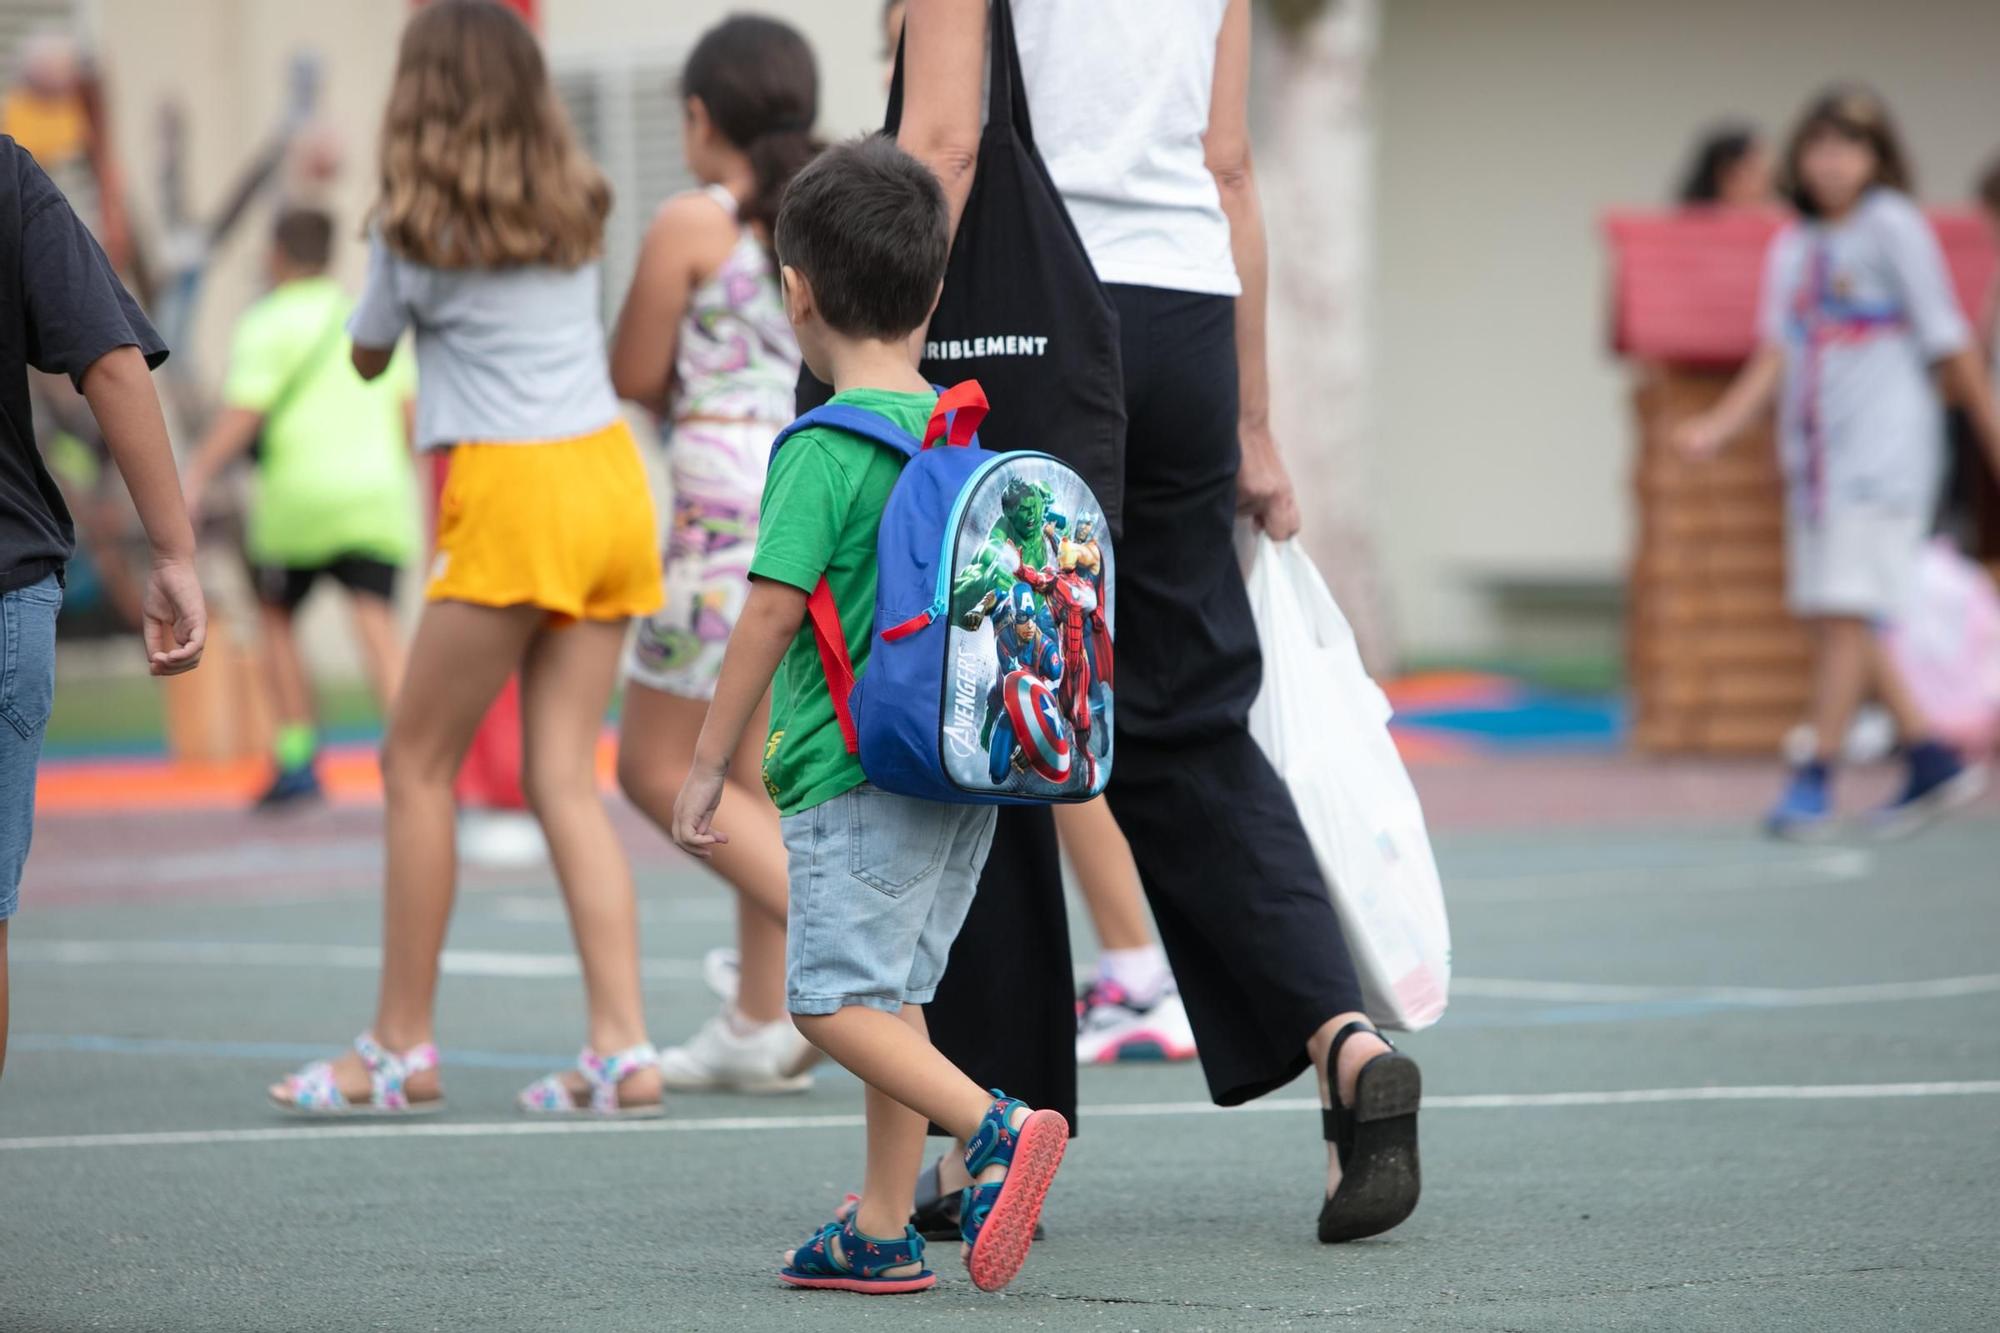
[774,382,1115,804]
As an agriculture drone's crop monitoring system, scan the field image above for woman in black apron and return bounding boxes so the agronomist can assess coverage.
[888,0,1425,1245]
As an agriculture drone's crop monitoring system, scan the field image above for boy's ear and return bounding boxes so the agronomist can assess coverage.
[781,265,814,327]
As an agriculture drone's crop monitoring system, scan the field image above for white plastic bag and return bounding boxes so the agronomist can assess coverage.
[1243,534,1450,1031]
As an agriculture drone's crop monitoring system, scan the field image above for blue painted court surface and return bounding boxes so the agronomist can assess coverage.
[3,790,1997,1330]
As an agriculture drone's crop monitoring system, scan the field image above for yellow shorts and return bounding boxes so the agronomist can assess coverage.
[429,419,664,626]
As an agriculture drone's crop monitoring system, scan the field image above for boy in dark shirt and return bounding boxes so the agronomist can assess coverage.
[0,136,205,1081]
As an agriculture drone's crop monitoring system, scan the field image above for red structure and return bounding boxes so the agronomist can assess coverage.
[1603,209,1998,754]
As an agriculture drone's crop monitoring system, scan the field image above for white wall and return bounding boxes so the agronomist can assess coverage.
[544,0,891,139]
[1373,0,2000,654]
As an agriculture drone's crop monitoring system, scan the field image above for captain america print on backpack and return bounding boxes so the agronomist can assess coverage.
[771,381,1115,805]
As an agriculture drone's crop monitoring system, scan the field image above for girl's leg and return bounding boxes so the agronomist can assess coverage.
[347,592,408,715]
[1868,632,1934,743]
[376,603,541,1049]
[520,619,658,1099]
[1055,798,1151,950]
[271,601,537,1104]
[617,683,790,1022]
[1810,617,1874,764]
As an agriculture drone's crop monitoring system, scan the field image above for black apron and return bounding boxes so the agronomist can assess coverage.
[794,0,1123,1132]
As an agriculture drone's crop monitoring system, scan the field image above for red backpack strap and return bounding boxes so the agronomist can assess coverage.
[806,577,859,755]
[922,380,990,449]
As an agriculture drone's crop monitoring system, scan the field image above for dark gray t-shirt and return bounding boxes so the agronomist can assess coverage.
[0,137,167,590]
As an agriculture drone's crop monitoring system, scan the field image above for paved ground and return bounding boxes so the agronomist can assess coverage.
[3,756,1998,1331]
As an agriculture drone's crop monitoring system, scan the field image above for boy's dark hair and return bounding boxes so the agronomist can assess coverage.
[273,208,335,270]
[774,134,947,340]
[1781,84,1912,217]
[1978,154,2000,214]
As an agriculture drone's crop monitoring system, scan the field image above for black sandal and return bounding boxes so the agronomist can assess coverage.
[1318,1020,1422,1243]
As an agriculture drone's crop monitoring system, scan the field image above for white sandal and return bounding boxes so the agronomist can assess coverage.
[271,1032,444,1117]
[517,1043,665,1118]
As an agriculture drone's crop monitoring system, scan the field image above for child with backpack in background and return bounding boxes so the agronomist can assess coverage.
[269,0,667,1118]
[608,15,821,1095]
[671,136,1069,1294]
[1679,86,2000,837]
[182,208,417,810]
[0,135,205,1081]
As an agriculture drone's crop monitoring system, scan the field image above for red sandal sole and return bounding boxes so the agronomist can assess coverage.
[966,1107,1068,1292]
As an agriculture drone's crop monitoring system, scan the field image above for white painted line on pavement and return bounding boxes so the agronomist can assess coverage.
[1447,848,1873,903]
[20,940,1994,1014]
[11,938,703,982]
[1452,973,2000,1005]
[3,1081,1995,1153]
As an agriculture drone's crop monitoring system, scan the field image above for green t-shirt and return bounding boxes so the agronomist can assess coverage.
[224,276,418,568]
[750,387,935,815]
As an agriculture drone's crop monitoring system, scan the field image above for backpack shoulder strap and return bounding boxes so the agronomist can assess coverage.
[769,404,923,466]
[768,403,919,758]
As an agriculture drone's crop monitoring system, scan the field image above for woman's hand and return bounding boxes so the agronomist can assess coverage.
[1237,420,1301,540]
[142,556,206,676]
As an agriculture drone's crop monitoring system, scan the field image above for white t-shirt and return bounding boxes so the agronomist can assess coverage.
[1012,0,1240,297]
[1756,189,1969,515]
[348,230,620,450]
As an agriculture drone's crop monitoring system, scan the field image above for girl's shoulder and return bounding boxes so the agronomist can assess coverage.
[1856,187,1925,233]
[648,186,743,245]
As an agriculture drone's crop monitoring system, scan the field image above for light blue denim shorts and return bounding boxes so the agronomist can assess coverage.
[780,783,998,1016]
[0,573,63,921]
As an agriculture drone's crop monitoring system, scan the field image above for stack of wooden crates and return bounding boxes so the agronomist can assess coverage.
[1606,209,1999,756]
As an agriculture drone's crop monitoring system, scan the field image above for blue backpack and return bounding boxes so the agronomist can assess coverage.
[770,381,1114,805]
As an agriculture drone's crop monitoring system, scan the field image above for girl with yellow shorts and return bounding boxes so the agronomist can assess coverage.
[269,0,668,1120]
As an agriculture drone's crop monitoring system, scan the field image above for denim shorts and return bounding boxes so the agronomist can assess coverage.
[780,784,998,1016]
[0,573,62,921]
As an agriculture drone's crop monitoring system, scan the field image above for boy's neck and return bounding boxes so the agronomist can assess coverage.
[826,336,933,398]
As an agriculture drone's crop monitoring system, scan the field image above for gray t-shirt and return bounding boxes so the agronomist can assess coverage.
[348,231,619,450]
[1757,188,1968,516]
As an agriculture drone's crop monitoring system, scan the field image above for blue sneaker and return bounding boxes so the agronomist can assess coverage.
[253,763,324,813]
[1869,741,1988,839]
[1765,762,1833,840]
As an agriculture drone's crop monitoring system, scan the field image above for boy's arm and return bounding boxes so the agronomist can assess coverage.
[671,578,808,856]
[81,348,205,675]
[181,407,263,523]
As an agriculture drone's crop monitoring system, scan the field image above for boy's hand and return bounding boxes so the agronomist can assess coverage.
[142,558,206,676]
[671,760,730,859]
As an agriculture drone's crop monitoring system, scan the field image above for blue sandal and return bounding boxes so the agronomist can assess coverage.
[779,1218,936,1295]
[959,1090,1068,1292]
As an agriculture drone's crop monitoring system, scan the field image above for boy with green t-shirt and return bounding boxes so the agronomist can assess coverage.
[183,209,417,809]
[670,137,1066,1296]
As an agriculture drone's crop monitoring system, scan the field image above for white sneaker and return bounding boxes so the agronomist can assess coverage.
[702,947,741,1004]
[657,1008,817,1094]
[1076,983,1198,1064]
[457,809,548,870]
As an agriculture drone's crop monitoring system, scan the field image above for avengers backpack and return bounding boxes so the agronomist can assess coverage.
[771,381,1115,805]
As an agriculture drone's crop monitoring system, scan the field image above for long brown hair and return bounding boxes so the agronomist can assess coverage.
[375,0,611,269]
[1781,84,1913,218]
[680,16,821,248]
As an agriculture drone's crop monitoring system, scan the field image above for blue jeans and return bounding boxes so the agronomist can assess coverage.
[780,784,997,1016]
[0,574,61,920]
